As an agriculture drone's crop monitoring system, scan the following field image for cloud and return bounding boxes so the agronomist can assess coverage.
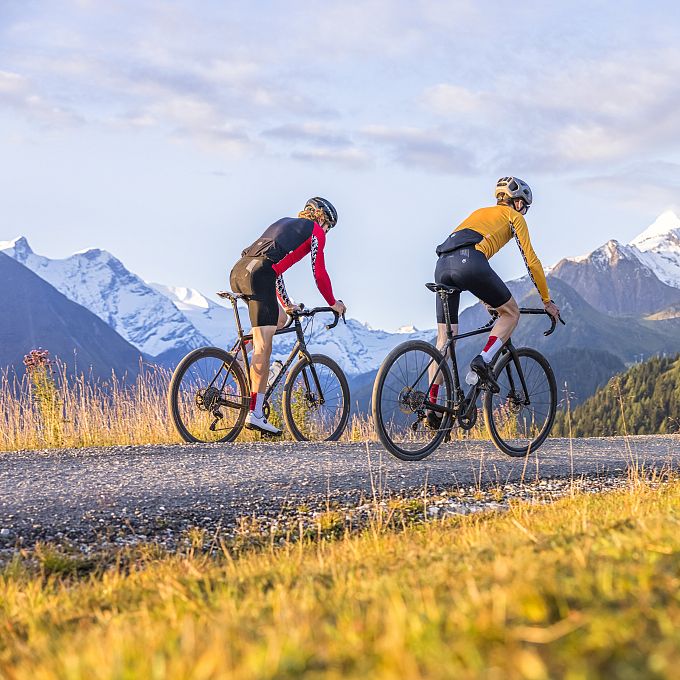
[262,123,352,149]
[422,84,485,116]
[291,147,372,170]
[422,47,680,173]
[362,125,474,175]
[0,70,79,125]
[575,161,680,209]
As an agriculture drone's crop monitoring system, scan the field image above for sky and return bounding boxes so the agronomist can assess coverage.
[1,0,680,330]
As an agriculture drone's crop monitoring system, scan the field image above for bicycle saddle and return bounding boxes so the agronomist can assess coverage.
[216,290,250,301]
[425,282,460,295]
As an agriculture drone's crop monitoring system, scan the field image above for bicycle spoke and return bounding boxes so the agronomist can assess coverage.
[285,357,348,441]
[485,349,556,456]
[374,343,451,459]
[172,351,246,443]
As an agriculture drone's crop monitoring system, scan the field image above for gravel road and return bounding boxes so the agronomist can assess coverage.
[1,435,678,553]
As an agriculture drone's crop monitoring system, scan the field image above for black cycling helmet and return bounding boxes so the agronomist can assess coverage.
[305,196,338,228]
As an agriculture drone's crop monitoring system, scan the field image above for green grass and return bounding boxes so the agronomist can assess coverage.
[2,481,680,678]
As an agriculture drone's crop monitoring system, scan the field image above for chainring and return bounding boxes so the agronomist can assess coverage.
[457,400,478,430]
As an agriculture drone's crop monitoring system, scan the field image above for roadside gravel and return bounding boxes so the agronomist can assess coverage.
[0,435,677,557]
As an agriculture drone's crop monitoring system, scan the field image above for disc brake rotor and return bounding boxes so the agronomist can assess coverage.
[506,391,524,414]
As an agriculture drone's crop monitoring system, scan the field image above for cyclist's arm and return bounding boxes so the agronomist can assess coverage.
[310,225,336,306]
[511,214,551,304]
[275,275,293,307]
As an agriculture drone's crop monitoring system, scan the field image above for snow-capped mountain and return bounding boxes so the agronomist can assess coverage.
[630,210,680,288]
[1,236,434,374]
[551,238,680,316]
[551,211,680,316]
[0,237,210,357]
[270,317,434,375]
[150,283,238,348]
[151,282,434,373]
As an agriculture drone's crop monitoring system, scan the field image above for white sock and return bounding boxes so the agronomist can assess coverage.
[250,392,265,418]
[480,336,503,364]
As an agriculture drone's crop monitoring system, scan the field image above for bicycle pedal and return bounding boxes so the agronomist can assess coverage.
[260,430,283,439]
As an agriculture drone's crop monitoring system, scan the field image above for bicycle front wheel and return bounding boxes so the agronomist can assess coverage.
[483,347,556,457]
[282,354,350,441]
[372,341,453,461]
[168,347,248,443]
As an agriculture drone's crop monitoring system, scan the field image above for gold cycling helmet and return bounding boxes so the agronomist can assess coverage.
[495,177,532,206]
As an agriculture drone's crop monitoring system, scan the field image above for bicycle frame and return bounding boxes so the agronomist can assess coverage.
[420,296,558,423]
[222,293,336,406]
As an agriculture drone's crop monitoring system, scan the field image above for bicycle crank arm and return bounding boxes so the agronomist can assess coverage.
[218,397,245,410]
[461,386,480,418]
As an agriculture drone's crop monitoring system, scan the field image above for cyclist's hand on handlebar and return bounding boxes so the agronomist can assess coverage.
[331,300,346,316]
[285,303,303,315]
[544,300,560,320]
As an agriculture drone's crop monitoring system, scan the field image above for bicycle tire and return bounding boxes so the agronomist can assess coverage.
[483,347,556,457]
[282,354,350,441]
[372,340,453,461]
[168,346,248,443]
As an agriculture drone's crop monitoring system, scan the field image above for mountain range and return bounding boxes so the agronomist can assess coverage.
[2,210,680,402]
[0,252,142,379]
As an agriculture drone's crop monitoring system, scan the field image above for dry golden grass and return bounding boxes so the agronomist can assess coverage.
[1,479,679,678]
[0,360,381,451]
[0,362,181,451]
[0,355,529,452]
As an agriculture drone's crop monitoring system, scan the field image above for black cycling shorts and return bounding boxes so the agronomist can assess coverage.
[229,256,280,327]
[434,247,512,323]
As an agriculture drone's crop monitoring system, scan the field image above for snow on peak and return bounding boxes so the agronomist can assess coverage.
[630,210,680,251]
[0,240,210,356]
[0,235,34,259]
[152,284,212,310]
[626,211,680,289]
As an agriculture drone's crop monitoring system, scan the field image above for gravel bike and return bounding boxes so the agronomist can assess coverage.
[372,282,564,461]
[168,290,350,443]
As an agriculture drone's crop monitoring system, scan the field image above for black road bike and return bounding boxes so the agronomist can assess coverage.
[168,291,350,443]
[372,283,564,461]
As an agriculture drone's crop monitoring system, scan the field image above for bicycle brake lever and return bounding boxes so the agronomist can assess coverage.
[325,311,343,331]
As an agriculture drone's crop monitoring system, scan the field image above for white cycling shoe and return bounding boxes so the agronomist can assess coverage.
[245,411,282,436]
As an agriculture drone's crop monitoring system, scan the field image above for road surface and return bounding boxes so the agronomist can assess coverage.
[0,436,677,550]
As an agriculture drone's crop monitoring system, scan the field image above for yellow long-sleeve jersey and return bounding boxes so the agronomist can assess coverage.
[453,204,551,303]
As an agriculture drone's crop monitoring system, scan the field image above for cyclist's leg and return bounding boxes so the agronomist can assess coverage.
[231,256,282,432]
[489,297,520,344]
[428,256,460,414]
[249,304,287,390]
[250,325,276,393]
[462,251,517,388]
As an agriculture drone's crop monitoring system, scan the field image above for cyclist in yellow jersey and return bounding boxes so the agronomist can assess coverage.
[428,177,560,403]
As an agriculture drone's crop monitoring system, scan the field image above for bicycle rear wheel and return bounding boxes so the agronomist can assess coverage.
[168,347,248,443]
[283,354,350,441]
[483,347,556,457]
[372,341,453,461]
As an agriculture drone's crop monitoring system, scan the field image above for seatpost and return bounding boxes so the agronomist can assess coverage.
[441,291,454,338]
[231,296,245,339]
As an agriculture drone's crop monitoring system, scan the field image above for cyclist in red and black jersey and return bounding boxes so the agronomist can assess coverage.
[230,197,346,434]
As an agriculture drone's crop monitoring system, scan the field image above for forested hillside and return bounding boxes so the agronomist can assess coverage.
[553,354,680,436]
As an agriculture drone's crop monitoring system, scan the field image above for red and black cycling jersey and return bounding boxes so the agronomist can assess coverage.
[241,217,336,307]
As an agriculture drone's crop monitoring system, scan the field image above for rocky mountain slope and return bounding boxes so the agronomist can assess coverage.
[0,237,210,358]
[0,253,143,378]
[551,211,680,316]
[0,237,434,374]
